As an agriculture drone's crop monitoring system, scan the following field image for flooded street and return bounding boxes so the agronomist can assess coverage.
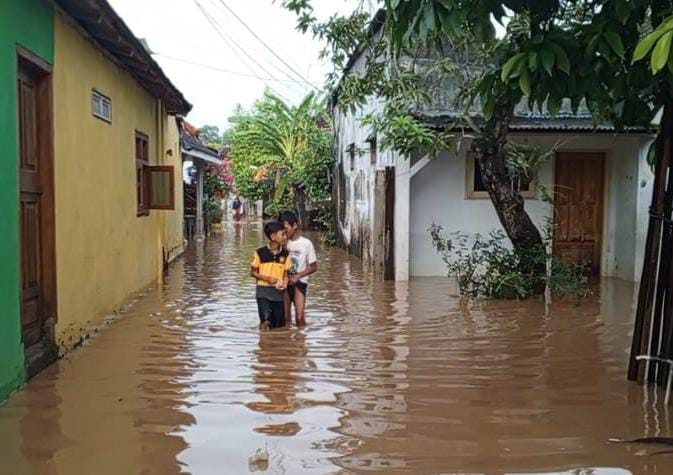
[1,223,673,474]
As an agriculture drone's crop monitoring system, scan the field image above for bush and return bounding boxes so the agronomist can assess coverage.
[206,198,223,224]
[429,224,589,300]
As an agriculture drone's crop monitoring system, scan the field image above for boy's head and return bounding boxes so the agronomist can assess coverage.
[279,211,299,238]
[263,221,286,245]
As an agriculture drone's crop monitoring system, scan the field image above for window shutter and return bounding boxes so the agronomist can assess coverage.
[148,165,175,210]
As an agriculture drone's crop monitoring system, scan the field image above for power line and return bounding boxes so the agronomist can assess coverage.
[154,53,310,84]
[193,0,290,100]
[202,0,305,92]
[212,0,319,91]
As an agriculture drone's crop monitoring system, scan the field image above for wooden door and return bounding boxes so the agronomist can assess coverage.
[553,152,605,275]
[18,56,56,354]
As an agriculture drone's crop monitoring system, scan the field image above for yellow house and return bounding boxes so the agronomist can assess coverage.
[51,1,191,352]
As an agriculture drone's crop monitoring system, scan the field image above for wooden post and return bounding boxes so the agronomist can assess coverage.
[195,160,205,240]
[629,98,673,382]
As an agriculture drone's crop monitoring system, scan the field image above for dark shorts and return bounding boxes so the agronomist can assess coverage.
[288,281,308,302]
[257,298,285,328]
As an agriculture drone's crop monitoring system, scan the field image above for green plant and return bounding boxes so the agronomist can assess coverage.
[429,224,588,300]
[206,197,223,224]
[282,0,668,279]
[228,91,333,224]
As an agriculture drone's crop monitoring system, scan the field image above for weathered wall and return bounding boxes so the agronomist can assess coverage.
[0,0,54,401]
[332,43,397,273]
[162,112,185,265]
[409,134,653,281]
[53,13,182,351]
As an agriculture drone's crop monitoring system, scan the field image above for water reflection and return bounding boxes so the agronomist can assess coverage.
[0,224,672,474]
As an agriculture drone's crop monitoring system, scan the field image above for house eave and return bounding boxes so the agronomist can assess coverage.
[53,0,192,115]
[182,148,222,165]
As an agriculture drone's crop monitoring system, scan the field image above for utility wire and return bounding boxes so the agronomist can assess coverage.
[212,0,319,91]
[154,53,309,84]
[203,0,306,91]
[193,0,290,100]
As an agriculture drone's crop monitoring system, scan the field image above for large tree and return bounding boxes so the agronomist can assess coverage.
[282,0,672,270]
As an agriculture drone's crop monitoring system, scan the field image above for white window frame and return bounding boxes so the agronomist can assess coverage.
[92,89,112,123]
[465,152,537,199]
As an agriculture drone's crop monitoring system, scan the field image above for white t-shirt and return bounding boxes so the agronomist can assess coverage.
[286,236,317,284]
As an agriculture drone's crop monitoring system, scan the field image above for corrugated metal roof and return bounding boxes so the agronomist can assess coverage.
[416,112,651,134]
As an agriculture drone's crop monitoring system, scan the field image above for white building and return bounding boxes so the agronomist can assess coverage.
[332,13,654,283]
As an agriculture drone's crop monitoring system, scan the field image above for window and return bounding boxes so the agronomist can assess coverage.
[92,90,111,122]
[136,132,150,216]
[348,143,355,171]
[368,136,377,166]
[466,152,536,199]
[148,166,175,210]
[135,131,175,216]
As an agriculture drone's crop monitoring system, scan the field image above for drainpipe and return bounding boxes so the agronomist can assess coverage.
[156,98,165,284]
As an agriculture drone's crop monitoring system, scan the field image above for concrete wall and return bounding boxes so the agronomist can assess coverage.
[161,112,185,265]
[0,0,54,402]
[409,134,653,281]
[53,13,183,352]
[332,43,398,274]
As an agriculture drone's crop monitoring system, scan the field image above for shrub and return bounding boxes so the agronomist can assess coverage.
[429,224,588,300]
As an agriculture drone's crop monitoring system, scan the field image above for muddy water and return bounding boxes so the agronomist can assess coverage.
[1,223,673,475]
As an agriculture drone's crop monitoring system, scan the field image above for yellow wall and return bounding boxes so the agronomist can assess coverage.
[53,13,184,351]
[162,112,185,265]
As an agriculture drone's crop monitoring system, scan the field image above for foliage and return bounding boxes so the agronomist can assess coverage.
[281,1,669,264]
[228,90,333,227]
[429,224,588,300]
[199,125,225,149]
[205,197,223,224]
[204,162,234,198]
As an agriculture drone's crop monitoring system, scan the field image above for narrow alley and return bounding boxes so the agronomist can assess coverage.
[0,224,671,474]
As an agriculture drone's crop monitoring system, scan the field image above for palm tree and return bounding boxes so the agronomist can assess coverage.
[231,91,325,219]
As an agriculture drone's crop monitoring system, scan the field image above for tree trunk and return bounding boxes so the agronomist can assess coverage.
[475,102,545,276]
[295,186,309,228]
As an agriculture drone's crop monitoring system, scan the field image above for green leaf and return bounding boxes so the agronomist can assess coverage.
[548,95,562,116]
[519,68,531,96]
[501,53,526,81]
[483,95,495,120]
[586,34,601,59]
[541,48,555,76]
[549,44,570,74]
[604,32,625,58]
[419,3,437,42]
[528,51,538,71]
[633,26,672,63]
[651,31,673,74]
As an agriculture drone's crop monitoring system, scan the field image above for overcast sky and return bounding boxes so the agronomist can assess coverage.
[107,0,375,132]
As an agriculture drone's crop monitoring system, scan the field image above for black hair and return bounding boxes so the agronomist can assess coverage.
[264,221,285,239]
[279,211,298,226]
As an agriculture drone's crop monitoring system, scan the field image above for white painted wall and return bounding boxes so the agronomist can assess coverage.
[332,41,398,270]
[409,134,653,282]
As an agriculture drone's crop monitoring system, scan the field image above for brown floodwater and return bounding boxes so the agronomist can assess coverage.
[1,223,673,475]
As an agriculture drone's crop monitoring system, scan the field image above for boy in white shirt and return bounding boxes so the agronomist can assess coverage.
[280,211,318,327]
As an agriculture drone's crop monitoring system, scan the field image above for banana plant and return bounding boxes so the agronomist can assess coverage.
[230,90,327,208]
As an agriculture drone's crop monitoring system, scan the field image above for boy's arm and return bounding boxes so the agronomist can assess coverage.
[251,268,278,284]
[294,243,318,280]
[251,252,278,284]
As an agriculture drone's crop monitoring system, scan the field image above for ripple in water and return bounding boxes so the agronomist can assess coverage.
[0,222,670,474]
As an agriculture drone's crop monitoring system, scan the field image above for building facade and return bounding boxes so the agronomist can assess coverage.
[0,0,55,403]
[331,13,654,283]
[0,0,191,402]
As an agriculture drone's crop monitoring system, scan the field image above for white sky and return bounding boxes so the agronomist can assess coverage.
[108,0,375,132]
